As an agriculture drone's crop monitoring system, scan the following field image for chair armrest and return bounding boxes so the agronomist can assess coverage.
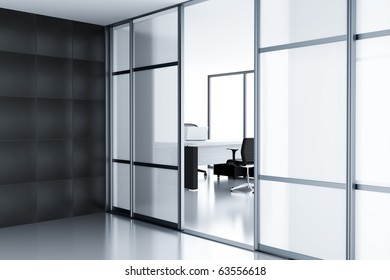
[227,148,239,163]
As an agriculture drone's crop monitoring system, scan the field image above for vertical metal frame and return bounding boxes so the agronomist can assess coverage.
[105,26,113,212]
[346,0,356,260]
[178,5,185,230]
[129,20,134,217]
[130,18,136,218]
[254,0,261,251]
[243,74,247,137]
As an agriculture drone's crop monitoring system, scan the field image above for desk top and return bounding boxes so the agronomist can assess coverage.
[185,140,241,147]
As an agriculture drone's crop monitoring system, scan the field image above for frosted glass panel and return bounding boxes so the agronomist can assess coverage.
[356,190,390,259]
[245,73,254,138]
[260,42,346,183]
[113,24,130,72]
[113,74,130,160]
[134,10,177,68]
[357,0,390,34]
[112,163,130,210]
[209,75,243,141]
[260,180,346,259]
[356,37,390,186]
[260,0,347,47]
[134,67,178,166]
[134,166,178,223]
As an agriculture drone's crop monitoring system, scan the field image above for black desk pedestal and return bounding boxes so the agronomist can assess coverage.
[185,146,198,190]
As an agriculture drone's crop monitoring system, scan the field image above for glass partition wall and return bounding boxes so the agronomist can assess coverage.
[107,0,390,259]
[109,8,181,228]
[355,0,390,259]
[257,0,348,259]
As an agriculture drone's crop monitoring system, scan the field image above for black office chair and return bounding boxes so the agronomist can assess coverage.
[184,123,207,178]
[228,138,254,193]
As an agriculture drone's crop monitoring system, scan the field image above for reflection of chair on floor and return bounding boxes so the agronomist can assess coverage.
[184,123,207,178]
[214,138,254,193]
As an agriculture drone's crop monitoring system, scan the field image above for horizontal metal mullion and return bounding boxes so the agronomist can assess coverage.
[133,161,178,170]
[356,29,390,40]
[133,62,178,72]
[259,35,347,53]
[112,159,131,164]
[355,184,390,194]
[112,70,131,76]
[133,213,178,229]
[208,70,254,79]
[183,229,254,252]
[259,175,346,190]
[132,5,179,22]
[259,244,320,260]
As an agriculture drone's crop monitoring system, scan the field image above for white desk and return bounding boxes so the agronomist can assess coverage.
[185,140,241,165]
[184,140,241,189]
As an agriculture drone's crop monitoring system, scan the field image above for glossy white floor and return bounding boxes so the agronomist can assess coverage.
[0,212,282,260]
[184,167,254,247]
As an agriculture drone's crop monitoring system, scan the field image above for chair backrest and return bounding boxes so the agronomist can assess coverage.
[240,138,254,165]
[184,123,197,127]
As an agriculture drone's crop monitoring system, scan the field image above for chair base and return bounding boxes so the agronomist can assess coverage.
[230,182,254,193]
[230,165,254,194]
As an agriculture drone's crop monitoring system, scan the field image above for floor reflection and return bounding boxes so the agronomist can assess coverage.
[0,213,281,260]
[184,167,254,246]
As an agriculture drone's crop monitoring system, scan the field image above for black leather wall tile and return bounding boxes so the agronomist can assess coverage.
[37,140,72,181]
[0,52,36,97]
[73,177,105,216]
[37,180,73,222]
[0,141,36,185]
[37,56,72,99]
[73,60,105,100]
[73,139,105,178]
[37,98,72,139]
[0,183,37,228]
[0,97,36,140]
[73,22,105,62]
[0,9,36,54]
[37,15,73,58]
[73,100,105,139]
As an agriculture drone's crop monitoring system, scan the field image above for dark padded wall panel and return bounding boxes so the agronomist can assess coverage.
[37,140,72,181]
[37,99,72,139]
[73,22,105,62]
[73,100,105,139]
[73,139,105,178]
[0,141,36,185]
[0,52,36,97]
[0,9,36,54]
[73,177,105,216]
[0,183,37,228]
[0,8,105,228]
[73,60,105,100]
[0,97,36,140]
[37,180,73,222]
[37,56,73,99]
[37,16,73,58]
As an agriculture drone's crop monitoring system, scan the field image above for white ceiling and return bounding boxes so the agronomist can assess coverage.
[0,0,189,26]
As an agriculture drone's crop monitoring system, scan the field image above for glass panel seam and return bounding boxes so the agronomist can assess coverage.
[259,175,346,189]
[259,35,347,53]
[355,184,390,194]
[357,29,390,40]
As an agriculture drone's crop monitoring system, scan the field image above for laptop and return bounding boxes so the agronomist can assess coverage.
[185,127,208,141]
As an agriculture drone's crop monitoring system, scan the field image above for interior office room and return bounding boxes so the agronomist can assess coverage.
[0,0,390,262]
